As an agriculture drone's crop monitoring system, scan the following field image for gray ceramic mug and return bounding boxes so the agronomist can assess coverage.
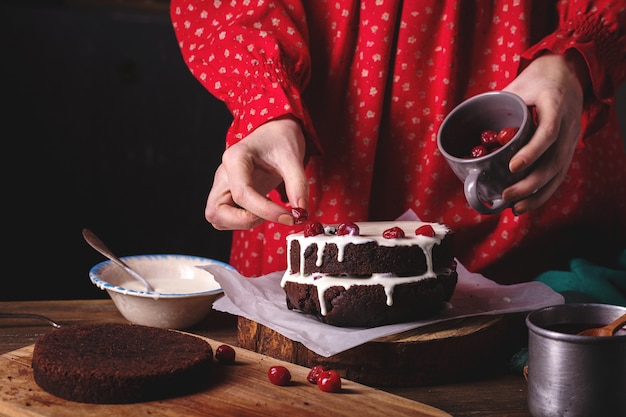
[437,91,534,214]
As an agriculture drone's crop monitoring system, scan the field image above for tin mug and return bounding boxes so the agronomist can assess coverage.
[526,303,626,417]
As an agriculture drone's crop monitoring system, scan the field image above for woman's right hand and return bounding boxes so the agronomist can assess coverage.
[204,116,309,230]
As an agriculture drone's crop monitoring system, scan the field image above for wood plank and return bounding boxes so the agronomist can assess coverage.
[0,336,451,417]
[238,314,528,386]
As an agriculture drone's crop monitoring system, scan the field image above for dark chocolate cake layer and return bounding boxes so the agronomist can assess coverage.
[32,323,213,404]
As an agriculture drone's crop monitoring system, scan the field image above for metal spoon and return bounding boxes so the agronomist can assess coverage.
[0,313,62,328]
[82,228,155,292]
[577,313,626,337]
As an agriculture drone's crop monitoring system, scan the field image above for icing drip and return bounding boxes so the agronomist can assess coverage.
[316,244,324,267]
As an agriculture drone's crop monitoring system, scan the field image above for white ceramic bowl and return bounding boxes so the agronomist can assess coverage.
[89,254,233,329]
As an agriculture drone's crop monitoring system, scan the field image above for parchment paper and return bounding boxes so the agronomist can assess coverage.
[203,210,564,357]
[205,263,561,357]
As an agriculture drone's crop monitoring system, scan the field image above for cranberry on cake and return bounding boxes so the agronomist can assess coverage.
[281,221,457,327]
[31,323,213,404]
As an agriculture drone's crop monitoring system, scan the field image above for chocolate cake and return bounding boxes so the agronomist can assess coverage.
[32,323,213,404]
[281,221,458,327]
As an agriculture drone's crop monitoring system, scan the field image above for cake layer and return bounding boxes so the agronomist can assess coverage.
[32,323,213,404]
[287,221,454,276]
[283,267,458,327]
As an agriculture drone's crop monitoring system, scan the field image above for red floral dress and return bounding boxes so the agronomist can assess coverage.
[171,0,626,283]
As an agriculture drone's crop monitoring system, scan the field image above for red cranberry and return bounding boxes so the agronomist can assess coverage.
[470,145,489,158]
[382,226,405,239]
[337,222,360,236]
[304,221,325,237]
[291,207,308,225]
[497,127,518,145]
[307,365,328,384]
[215,344,236,364]
[268,365,291,386]
[415,224,435,237]
[317,369,342,393]
[480,130,499,148]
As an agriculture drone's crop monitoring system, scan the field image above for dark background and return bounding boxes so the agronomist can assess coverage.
[2,1,233,300]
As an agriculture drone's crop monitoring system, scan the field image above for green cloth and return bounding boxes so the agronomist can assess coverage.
[534,249,626,306]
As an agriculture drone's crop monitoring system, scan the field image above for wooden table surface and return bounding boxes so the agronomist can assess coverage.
[0,299,532,417]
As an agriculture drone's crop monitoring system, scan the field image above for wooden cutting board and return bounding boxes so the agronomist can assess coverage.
[0,336,450,417]
[239,313,527,387]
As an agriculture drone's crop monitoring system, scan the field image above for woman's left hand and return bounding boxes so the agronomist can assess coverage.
[502,50,590,215]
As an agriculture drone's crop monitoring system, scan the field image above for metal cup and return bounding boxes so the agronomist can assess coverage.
[526,303,626,417]
[437,91,534,214]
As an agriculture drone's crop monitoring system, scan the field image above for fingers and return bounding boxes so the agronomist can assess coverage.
[509,93,561,173]
[502,118,567,215]
[204,117,310,230]
[500,93,557,209]
[267,118,310,213]
[204,165,259,230]
[502,105,579,215]
[278,150,310,213]
[503,167,565,215]
[206,164,293,230]
[206,202,265,231]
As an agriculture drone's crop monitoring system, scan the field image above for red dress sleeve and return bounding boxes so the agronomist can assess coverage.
[170,0,321,151]
[520,0,626,139]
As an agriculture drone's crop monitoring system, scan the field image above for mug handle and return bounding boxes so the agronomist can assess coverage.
[464,169,508,214]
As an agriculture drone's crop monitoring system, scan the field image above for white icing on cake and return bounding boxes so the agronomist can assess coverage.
[280,221,452,316]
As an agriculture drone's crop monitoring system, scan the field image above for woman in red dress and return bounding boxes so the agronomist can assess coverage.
[170,0,626,284]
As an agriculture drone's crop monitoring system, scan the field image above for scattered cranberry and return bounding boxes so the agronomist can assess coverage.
[337,222,360,236]
[496,127,518,146]
[382,226,405,239]
[480,130,499,148]
[307,365,328,384]
[291,207,308,225]
[470,145,489,158]
[304,221,325,237]
[215,344,236,364]
[317,369,342,393]
[415,224,435,237]
[268,365,291,386]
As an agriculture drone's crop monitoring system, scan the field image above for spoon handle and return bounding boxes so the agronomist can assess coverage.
[83,228,130,268]
[82,228,155,292]
[0,313,62,328]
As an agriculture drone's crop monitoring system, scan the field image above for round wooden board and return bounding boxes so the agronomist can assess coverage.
[238,313,528,387]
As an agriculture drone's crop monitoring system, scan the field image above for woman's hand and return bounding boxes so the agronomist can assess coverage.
[503,50,590,215]
[204,116,309,230]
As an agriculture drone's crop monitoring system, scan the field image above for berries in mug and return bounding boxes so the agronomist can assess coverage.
[468,126,519,158]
